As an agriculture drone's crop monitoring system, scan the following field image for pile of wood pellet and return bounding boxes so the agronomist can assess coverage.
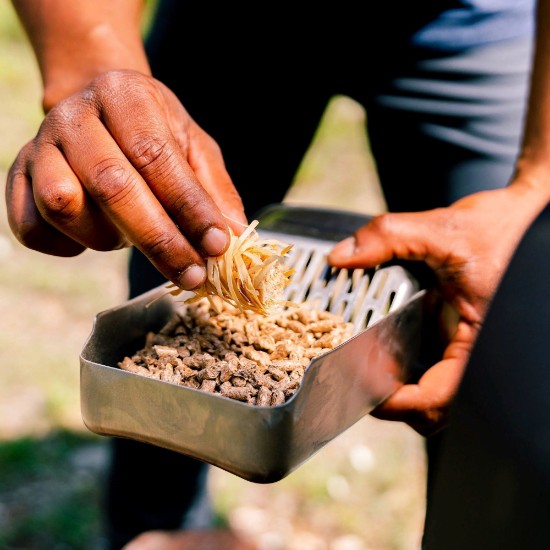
[118,298,353,406]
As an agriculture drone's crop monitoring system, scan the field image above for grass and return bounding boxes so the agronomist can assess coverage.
[0,431,106,549]
[0,1,426,548]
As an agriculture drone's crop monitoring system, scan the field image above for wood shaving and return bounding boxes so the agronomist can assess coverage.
[163,220,294,316]
[119,298,354,406]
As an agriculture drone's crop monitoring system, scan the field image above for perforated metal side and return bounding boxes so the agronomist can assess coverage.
[260,231,419,333]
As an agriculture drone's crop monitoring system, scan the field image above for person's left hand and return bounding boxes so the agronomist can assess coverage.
[328,184,544,436]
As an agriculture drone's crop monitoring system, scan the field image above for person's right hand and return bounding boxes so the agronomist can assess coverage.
[5,69,247,290]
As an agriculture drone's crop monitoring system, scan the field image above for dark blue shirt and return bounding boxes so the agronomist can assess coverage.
[411,0,535,51]
[146,1,536,57]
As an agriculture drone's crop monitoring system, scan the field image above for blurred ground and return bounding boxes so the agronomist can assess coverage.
[0,2,427,549]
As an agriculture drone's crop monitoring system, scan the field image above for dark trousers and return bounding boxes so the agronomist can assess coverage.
[422,205,550,550]
[105,3,533,546]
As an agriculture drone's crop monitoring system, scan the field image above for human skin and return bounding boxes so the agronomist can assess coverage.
[6,0,247,291]
[5,0,550,435]
[122,529,257,550]
[329,0,550,435]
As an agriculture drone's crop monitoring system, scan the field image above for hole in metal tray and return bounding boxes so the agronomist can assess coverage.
[266,230,419,334]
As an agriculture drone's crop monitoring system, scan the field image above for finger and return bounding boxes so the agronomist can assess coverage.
[6,150,86,257]
[372,359,461,414]
[187,131,248,235]
[371,330,472,435]
[53,110,206,290]
[328,210,446,269]
[31,143,128,251]
[160,84,248,231]
[95,72,233,256]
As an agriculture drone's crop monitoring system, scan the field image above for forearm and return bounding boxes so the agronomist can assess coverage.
[12,0,150,111]
[513,0,550,206]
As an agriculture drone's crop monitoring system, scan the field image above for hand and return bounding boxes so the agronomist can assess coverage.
[122,529,257,550]
[328,185,544,436]
[5,69,247,290]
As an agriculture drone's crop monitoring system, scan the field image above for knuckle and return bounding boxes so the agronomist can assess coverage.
[370,213,395,235]
[54,94,90,122]
[89,158,138,207]
[38,95,97,143]
[37,181,81,222]
[46,99,79,125]
[92,68,143,90]
[143,229,179,260]
[140,229,184,272]
[37,104,71,140]
[130,133,174,174]
[170,186,207,220]
[90,69,130,98]
[90,69,121,89]
[140,228,201,280]
[90,70,154,111]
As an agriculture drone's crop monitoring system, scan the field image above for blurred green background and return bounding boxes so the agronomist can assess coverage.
[0,1,427,548]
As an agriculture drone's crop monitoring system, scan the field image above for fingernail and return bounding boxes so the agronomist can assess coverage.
[178,264,206,290]
[330,237,356,260]
[201,227,228,257]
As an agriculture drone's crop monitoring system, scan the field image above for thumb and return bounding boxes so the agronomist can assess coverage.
[327,211,444,270]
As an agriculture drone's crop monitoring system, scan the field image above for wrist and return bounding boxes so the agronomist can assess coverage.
[512,151,550,202]
[43,67,151,114]
[12,0,151,112]
[507,155,550,224]
[39,19,150,111]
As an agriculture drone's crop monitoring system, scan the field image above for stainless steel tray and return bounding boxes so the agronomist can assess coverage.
[80,205,434,483]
